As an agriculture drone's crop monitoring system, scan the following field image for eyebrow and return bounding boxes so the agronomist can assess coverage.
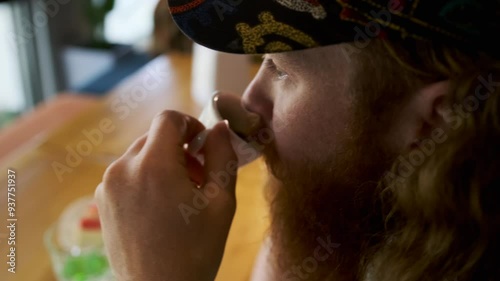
[265,52,308,73]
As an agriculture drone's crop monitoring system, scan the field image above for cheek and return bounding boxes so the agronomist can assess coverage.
[271,90,352,166]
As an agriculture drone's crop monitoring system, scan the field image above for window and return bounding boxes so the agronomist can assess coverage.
[0,2,25,128]
[105,0,158,46]
[0,0,160,126]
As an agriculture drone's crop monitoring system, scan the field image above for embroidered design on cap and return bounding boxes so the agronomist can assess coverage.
[236,11,318,53]
[275,0,327,19]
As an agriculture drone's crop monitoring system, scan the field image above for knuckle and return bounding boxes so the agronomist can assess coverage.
[154,110,185,128]
[103,159,125,182]
[101,158,129,194]
[94,183,104,201]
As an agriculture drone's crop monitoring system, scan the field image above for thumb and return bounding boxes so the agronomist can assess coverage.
[202,121,238,197]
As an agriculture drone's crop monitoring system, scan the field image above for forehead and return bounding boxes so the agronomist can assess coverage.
[267,45,345,67]
[266,50,313,67]
[266,45,350,78]
[265,49,321,76]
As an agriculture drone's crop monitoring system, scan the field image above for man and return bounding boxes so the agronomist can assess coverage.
[94,0,500,280]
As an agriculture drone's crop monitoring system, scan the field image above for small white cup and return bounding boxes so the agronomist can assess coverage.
[187,92,261,167]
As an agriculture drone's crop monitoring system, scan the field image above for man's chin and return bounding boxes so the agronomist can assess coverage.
[266,177,366,280]
[262,148,390,280]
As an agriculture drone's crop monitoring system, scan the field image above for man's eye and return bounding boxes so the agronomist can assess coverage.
[263,58,289,81]
[275,69,289,80]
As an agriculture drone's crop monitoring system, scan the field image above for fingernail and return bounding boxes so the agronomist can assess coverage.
[187,129,210,156]
[219,120,231,138]
[225,119,234,133]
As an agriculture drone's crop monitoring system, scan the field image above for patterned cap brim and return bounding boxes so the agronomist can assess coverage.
[167,0,500,55]
[168,0,362,54]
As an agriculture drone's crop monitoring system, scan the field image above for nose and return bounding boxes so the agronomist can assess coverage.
[241,75,274,124]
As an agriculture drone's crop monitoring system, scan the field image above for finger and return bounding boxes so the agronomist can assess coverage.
[124,133,148,155]
[142,110,205,163]
[203,121,238,197]
[94,182,104,204]
[185,153,204,186]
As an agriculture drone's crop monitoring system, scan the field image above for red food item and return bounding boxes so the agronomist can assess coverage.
[80,204,101,230]
[80,218,101,230]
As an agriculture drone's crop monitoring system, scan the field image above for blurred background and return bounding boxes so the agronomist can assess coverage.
[0,1,267,280]
[0,0,177,128]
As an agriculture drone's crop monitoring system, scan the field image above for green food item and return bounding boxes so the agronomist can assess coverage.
[63,251,109,281]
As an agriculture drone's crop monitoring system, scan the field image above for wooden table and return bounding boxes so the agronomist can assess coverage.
[0,54,269,281]
[0,94,99,163]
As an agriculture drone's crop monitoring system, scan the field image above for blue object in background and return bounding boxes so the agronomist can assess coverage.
[77,51,154,95]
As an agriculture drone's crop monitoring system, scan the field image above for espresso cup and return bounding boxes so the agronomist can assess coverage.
[187,91,262,167]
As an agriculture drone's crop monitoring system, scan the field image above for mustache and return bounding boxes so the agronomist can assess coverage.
[245,112,290,151]
[242,122,287,177]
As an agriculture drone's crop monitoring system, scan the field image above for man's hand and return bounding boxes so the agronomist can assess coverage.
[94,110,238,281]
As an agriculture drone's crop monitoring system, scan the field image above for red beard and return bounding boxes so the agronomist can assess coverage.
[261,127,396,280]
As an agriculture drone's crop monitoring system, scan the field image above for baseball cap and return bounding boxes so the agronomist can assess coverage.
[167,0,500,55]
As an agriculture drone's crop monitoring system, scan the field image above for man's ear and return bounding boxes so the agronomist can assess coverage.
[393,80,450,151]
[416,80,450,126]
[412,80,450,145]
